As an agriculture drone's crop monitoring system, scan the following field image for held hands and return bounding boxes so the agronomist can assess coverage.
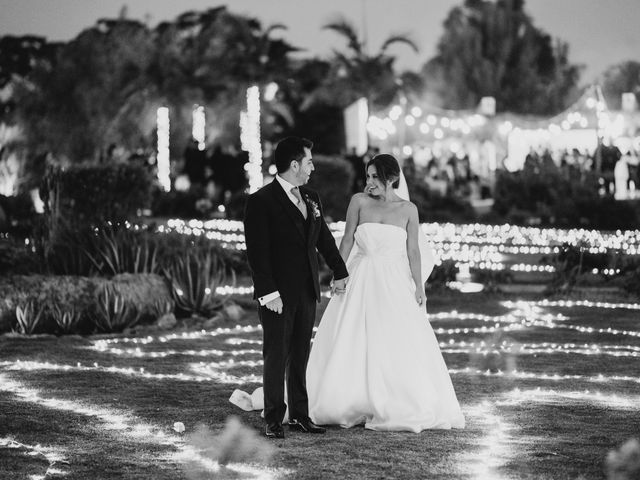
[265,297,283,314]
[331,277,348,295]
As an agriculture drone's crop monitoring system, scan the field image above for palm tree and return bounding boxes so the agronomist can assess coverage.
[306,17,421,110]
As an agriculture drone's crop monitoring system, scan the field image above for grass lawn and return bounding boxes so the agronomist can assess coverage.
[1,291,639,479]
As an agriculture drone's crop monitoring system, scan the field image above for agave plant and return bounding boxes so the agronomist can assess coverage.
[84,226,158,275]
[50,303,83,334]
[14,300,46,334]
[93,284,141,333]
[150,299,175,318]
[163,249,234,316]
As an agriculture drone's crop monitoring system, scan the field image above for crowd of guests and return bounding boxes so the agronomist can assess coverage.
[168,138,640,220]
[523,145,640,197]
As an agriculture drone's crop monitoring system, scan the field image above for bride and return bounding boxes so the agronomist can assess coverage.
[306,153,465,432]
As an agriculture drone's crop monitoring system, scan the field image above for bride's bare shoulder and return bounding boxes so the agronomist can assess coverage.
[398,199,417,211]
[351,192,370,204]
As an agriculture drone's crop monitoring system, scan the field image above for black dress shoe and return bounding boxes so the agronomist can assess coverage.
[265,423,285,439]
[288,418,326,434]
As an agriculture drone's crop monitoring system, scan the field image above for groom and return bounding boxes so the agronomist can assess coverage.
[244,136,348,439]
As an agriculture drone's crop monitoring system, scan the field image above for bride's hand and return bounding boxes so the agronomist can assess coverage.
[415,288,426,308]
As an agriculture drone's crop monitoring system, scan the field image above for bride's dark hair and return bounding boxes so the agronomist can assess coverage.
[367,154,400,188]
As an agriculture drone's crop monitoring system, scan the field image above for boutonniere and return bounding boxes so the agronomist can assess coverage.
[304,195,321,218]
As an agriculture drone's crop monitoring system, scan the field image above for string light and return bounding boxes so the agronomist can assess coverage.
[439,340,640,358]
[0,375,287,478]
[498,387,640,410]
[156,107,171,192]
[92,325,262,347]
[4,294,639,479]
[0,437,67,479]
[449,367,640,386]
[241,86,263,193]
[192,105,206,151]
[463,401,513,478]
[152,219,640,257]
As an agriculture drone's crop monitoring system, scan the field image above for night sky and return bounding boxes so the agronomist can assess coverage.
[1,0,638,82]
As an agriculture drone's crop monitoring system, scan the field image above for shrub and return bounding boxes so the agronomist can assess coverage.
[36,224,97,276]
[426,260,458,290]
[0,274,173,334]
[0,192,37,236]
[164,250,233,317]
[225,191,249,221]
[151,186,205,219]
[542,242,615,295]
[306,155,353,221]
[39,162,153,269]
[50,303,83,334]
[474,269,514,293]
[610,257,640,298]
[405,175,476,224]
[83,225,158,276]
[41,162,153,228]
[14,299,46,334]
[152,230,250,278]
[93,283,141,333]
[0,238,40,275]
[492,167,640,229]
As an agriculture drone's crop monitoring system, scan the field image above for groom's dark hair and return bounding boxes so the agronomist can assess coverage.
[274,136,313,174]
[368,154,400,188]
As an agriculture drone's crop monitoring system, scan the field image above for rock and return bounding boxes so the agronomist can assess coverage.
[203,314,224,329]
[222,302,244,322]
[156,313,177,330]
[108,273,173,319]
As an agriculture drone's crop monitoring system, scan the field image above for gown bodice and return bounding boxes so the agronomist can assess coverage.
[353,223,408,259]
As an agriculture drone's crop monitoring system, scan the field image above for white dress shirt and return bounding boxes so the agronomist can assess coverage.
[258,175,302,306]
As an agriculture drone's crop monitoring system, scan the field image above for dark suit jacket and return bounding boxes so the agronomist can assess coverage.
[243,179,348,303]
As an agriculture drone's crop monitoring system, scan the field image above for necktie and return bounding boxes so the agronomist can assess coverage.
[290,187,308,219]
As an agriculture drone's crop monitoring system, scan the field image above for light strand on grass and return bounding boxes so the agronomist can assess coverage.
[449,367,640,385]
[439,340,640,358]
[2,360,216,383]
[92,325,262,347]
[225,338,262,346]
[0,374,285,478]
[463,401,513,478]
[89,346,261,359]
[7,358,640,392]
[0,374,175,442]
[2,359,260,385]
[531,299,640,311]
[0,437,67,479]
[189,363,262,384]
[498,387,640,410]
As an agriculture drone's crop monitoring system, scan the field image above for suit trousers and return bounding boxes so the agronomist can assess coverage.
[259,283,317,426]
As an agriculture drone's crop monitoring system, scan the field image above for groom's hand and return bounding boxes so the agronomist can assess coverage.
[265,297,283,314]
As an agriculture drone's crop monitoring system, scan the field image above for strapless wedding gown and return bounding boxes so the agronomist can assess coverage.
[307,223,465,432]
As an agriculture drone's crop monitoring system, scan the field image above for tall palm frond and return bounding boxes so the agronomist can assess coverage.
[323,18,363,57]
[379,35,419,55]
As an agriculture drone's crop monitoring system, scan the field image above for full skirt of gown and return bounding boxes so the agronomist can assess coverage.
[306,222,465,432]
